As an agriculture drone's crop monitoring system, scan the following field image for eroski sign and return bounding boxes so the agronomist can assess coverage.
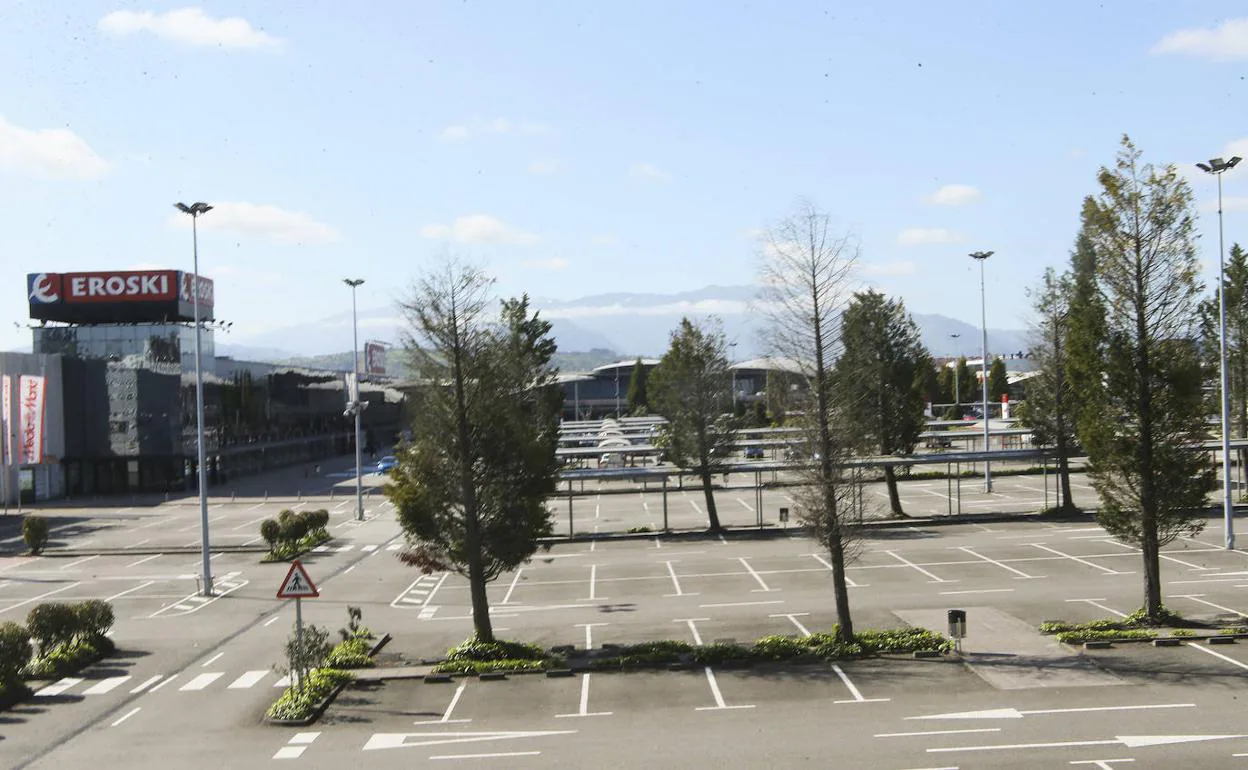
[27,269,215,324]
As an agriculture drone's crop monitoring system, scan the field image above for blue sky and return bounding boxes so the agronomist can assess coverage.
[1,1,1245,354]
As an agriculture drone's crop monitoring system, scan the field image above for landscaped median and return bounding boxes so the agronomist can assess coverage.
[1,599,117,710]
[259,509,332,562]
[265,611,390,725]
[427,626,953,677]
[1040,606,1248,647]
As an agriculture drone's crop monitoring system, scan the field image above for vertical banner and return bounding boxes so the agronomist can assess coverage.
[365,342,387,376]
[1,375,10,465]
[1001,392,1010,420]
[18,375,46,465]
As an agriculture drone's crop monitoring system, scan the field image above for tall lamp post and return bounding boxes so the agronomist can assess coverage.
[949,333,961,409]
[174,201,214,596]
[343,278,366,521]
[969,250,994,493]
[1197,155,1242,550]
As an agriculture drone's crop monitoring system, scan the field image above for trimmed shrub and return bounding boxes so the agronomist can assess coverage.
[0,622,32,687]
[752,635,811,661]
[22,516,49,555]
[73,600,114,641]
[260,519,281,551]
[26,603,78,654]
[266,667,354,721]
[324,637,374,669]
[22,638,105,679]
[445,637,546,663]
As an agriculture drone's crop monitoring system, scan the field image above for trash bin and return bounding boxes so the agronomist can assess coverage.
[947,609,966,640]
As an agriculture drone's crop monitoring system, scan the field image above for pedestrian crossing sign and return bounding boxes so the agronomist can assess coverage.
[276,560,319,599]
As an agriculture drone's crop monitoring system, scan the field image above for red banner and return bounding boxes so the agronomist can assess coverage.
[18,375,45,465]
[1,376,10,465]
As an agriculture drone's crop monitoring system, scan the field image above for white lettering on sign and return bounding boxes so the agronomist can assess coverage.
[88,276,105,295]
[61,271,179,303]
[70,276,86,296]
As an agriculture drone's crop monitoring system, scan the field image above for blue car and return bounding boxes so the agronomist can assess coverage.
[375,455,397,474]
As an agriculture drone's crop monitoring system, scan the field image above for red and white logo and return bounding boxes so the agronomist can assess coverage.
[27,273,61,304]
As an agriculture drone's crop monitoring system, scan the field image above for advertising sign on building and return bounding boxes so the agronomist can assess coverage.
[18,375,45,465]
[365,341,387,377]
[1,376,10,465]
[27,270,215,324]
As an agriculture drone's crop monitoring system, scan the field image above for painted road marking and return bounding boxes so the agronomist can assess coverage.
[886,550,952,583]
[555,673,612,718]
[957,546,1042,579]
[665,561,697,597]
[363,731,577,752]
[1172,595,1247,617]
[179,672,224,691]
[738,557,777,592]
[264,616,281,627]
[229,670,270,689]
[130,675,163,694]
[1065,598,1128,618]
[833,664,889,704]
[940,589,1015,596]
[431,751,540,760]
[575,622,606,651]
[771,613,811,636]
[110,707,141,727]
[695,666,755,711]
[0,582,84,616]
[81,676,131,695]
[149,578,248,619]
[1031,543,1127,575]
[414,680,471,725]
[928,734,1248,753]
[362,544,378,552]
[909,703,1196,720]
[678,618,710,646]
[106,580,158,602]
[126,554,163,569]
[501,569,523,604]
[149,675,179,693]
[36,677,83,697]
[809,553,864,587]
[699,600,784,608]
[201,652,224,667]
[273,731,322,759]
[877,728,1001,738]
[584,564,605,601]
[1185,641,1248,671]
[1098,539,1211,571]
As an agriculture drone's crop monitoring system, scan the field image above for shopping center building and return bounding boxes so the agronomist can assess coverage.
[0,269,403,503]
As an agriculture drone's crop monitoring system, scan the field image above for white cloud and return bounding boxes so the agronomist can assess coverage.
[419,214,540,245]
[522,257,570,270]
[924,184,981,206]
[1151,18,1248,61]
[1225,138,1248,160]
[439,125,469,141]
[0,116,108,179]
[590,235,617,246]
[896,227,964,246]
[629,162,672,182]
[99,8,282,50]
[528,159,563,174]
[861,260,918,277]
[438,118,551,141]
[169,201,339,244]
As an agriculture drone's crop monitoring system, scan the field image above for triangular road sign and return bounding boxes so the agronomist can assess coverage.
[277,560,319,599]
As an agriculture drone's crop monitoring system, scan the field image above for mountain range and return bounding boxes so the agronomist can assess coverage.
[218,284,1030,370]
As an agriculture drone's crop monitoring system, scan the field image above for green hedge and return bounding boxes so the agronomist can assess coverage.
[23,637,113,680]
[324,637,375,669]
[266,668,355,721]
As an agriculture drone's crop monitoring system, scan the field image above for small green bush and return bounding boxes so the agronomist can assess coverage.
[751,635,811,661]
[445,637,546,663]
[26,603,79,654]
[22,638,104,679]
[324,637,374,669]
[1054,629,1155,644]
[432,658,553,674]
[73,600,114,641]
[1124,606,1183,628]
[0,622,32,687]
[260,519,281,551]
[265,667,354,721]
[1170,629,1196,637]
[22,516,49,555]
[855,627,952,654]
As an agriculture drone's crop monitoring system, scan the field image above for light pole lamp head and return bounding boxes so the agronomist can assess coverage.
[343,278,365,288]
[969,250,994,261]
[174,202,213,216]
[1198,157,1242,174]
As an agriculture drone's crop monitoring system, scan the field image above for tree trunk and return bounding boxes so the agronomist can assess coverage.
[466,544,494,642]
[700,468,722,531]
[828,532,855,641]
[1057,452,1073,512]
[1140,517,1162,618]
[882,465,904,517]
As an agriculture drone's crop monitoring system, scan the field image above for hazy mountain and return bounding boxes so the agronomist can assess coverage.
[221,284,1029,368]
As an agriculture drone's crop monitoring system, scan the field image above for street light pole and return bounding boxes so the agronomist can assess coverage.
[343,278,365,522]
[970,250,994,493]
[174,201,214,596]
[1198,155,1242,550]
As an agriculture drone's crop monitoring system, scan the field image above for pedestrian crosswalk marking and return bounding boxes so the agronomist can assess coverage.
[36,677,83,697]
[228,670,270,689]
[82,676,131,695]
[337,544,355,552]
[130,675,164,694]
[180,672,223,691]
[274,675,292,688]
[362,545,378,552]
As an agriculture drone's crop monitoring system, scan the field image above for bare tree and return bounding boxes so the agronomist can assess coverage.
[757,199,861,641]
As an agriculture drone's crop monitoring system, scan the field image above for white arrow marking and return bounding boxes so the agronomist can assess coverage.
[363,730,577,751]
[928,734,1248,754]
[909,703,1195,721]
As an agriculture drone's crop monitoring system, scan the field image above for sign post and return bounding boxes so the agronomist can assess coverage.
[277,560,320,692]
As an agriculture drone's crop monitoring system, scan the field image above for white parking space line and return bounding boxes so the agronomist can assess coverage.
[0,582,84,616]
[501,569,523,605]
[584,565,603,600]
[59,555,100,570]
[771,613,811,636]
[695,667,755,711]
[957,546,1042,579]
[179,672,224,691]
[832,664,889,703]
[940,588,1015,596]
[126,554,162,568]
[1186,641,1248,670]
[110,707,141,727]
[232,515,270,531]
[886,550,952,583]
[809,553,864,587]
[1097,539,1211,571]
[431,752,541,761]
[129,675,163,694]
[555,673,613,718]
[1172,595,1246,617]
[877,728,1001,738]
[201,652,224,667]
[576,622,605,650]
[736,497,755,513]
[700,600,783,608]
[678,618,710,646]
[737,557,777,592]
[665,561,697,597]
[106,580,157,602]
[1065,598,1128,618]
[1032,544,1127,575]
[414,680,471,725]
[264,615,281,627]
[82,676,131,695]
[36,677,83,697]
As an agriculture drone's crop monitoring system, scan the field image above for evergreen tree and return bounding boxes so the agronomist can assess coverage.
[1021,267,1078,512]
[626,357,649,413]
[388,261,561,642]
[834,290,929,516]
[1078,135,1211,621]
[988,358,1009,403]
[1199,244,1248,468]
[955,357,974,410]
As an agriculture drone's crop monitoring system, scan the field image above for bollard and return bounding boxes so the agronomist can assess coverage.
[265,491,269,501]
[330,489,335,500]
[231,492,236,502]
[298,491,302,501]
